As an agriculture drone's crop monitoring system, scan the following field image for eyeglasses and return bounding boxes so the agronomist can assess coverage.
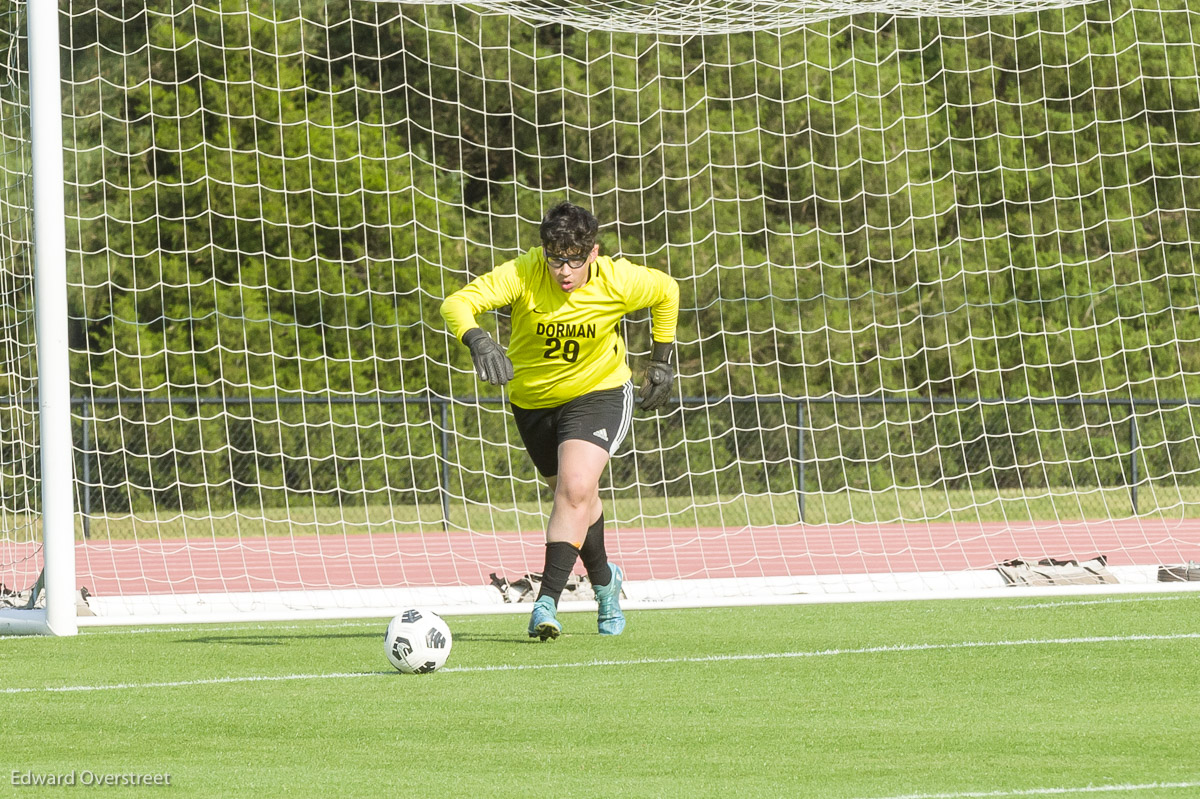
[545,250,591,271]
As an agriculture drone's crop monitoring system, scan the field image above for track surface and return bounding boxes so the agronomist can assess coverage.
[4,518,1196,595]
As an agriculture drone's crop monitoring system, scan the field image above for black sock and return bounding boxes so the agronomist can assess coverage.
[578,513,613,587]
[536,541,580,605]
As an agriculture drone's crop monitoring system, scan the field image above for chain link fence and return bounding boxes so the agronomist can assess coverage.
[64,395,1200,537]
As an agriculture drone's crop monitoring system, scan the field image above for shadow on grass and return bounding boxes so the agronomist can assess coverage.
[451,631,544,643]
[181,630,541,645]
[182,631,382,645]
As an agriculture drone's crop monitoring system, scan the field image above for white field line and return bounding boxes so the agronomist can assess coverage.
[4,631,1198,695]
[1006,594,1200,611]
[855,780,1200,798]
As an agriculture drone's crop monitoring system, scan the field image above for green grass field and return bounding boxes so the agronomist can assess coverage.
[4,594,1200,797]
[70,484,1200,539]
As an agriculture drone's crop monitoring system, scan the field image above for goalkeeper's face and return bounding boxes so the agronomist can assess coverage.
[544,243,598,293]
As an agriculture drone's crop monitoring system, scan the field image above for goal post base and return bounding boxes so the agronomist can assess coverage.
[0,607,78,638]
[0,608,48,635]
[69,566,1200,628]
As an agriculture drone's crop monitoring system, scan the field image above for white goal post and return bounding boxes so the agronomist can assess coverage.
[2,0,1200,632]
[0,0,74,635]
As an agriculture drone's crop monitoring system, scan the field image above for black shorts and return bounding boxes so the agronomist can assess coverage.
[511,383,634,478]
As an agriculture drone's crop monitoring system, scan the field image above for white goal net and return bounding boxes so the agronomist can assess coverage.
[3,0,1200,625]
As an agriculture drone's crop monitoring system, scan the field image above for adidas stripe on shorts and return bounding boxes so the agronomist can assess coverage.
[510,382,634,478]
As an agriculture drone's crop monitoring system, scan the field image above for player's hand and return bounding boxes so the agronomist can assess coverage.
[462,328,514,386]
[638,341,675,411]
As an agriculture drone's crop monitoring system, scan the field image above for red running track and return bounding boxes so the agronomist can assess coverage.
[3,519,1198,596]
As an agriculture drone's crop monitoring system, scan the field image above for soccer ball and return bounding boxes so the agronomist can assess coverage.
[384,608,453,674]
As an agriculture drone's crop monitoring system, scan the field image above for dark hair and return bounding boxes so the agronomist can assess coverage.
[539,202,598,257]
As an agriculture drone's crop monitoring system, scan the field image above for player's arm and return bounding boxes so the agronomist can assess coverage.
[619,260,680,411]
[440,261,523,386]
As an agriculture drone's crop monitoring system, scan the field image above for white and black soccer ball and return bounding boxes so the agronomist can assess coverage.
[384,608,453,674]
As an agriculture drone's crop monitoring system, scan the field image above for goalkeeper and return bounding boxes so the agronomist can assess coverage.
[441,201,679,640]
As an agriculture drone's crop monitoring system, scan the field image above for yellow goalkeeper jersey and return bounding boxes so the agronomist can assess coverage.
[441,247,680,409]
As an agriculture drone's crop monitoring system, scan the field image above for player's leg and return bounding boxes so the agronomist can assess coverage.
[545,439,608,544]
[546,475,610,588]
[549,383,631,635]
[516,385,631,640]
[547,472,619,614]
[533,438,609,635]
[510,403,570,640]
[581,507,623,635]
[583,384,632,634]
[578,511,610,584]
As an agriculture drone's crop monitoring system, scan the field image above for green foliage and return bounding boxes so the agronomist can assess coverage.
[35,0,1200,519]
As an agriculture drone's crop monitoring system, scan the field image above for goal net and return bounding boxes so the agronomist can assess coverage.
[3,0,1200,626]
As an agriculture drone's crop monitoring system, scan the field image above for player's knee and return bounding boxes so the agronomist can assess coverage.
[553,476,594,511]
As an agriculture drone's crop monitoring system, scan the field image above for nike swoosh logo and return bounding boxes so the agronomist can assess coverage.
[531,308,547,314]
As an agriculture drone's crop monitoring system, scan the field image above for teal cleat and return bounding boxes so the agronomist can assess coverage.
[594,563,625,636]
[527,596,561,641]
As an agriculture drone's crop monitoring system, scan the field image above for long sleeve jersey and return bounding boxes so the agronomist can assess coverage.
[441,247,680,409]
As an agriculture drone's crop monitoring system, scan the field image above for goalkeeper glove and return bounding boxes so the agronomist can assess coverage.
[462,328,514,386]
[638,341,675,411]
